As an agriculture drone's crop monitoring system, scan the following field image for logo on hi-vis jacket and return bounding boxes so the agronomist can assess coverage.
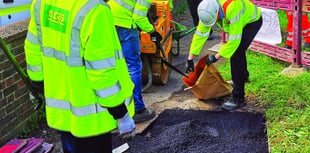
[43,5,69,33]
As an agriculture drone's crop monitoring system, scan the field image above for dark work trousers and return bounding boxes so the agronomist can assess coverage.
[186,0,202,26]
[230,17,263,99]
[186,0,213,36]
[60,131,112,153]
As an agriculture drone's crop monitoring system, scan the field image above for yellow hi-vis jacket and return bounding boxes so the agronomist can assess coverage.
[24,0,134,137]
[108,0,154,33]
[190,0,261,58]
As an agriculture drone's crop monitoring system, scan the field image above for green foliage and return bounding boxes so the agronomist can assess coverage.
[276,10,288,48]
[217,51,310,152]
[19,108,46,138]
[173,1,188,16]
[277,10,288,30]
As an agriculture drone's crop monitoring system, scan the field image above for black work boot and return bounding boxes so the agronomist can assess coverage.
[221,97,246,110]
[133,108,156,123]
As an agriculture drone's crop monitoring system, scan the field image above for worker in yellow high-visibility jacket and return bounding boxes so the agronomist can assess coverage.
[108,0,162,123]
[24,0,135,152]
[186,0,262,110]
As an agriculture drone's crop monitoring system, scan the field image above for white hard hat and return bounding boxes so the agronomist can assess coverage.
[197,0,220,26]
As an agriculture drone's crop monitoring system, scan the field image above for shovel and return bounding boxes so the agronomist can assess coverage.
[154,41,189,78]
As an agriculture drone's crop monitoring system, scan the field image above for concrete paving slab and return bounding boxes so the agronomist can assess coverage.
[280,64,305,78]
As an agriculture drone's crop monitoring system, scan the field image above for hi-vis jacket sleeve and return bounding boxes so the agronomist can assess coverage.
[81,5,133,107]
[189,22,212,55]
[133,0,154,33]
[24,0,44,81]
[218,1,243,59]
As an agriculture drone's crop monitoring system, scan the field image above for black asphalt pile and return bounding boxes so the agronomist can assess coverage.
[113,109,268,153]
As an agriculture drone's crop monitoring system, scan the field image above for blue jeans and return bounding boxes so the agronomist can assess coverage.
[116,27,145,112]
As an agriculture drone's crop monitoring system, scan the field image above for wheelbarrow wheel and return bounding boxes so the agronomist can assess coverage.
[141,54,152,92]
[171,44,179,56]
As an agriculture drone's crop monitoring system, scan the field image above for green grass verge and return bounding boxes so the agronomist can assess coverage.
[217,51,310,152]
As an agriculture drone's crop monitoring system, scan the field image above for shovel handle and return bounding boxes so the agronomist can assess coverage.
[0,36,44,110]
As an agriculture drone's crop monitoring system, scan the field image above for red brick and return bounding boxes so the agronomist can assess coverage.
[7,94,15,104]
[15,86,27,99]
[17,80,25,88]
[0,97,7,108]
[15,53,25,63]
[3,83,17,97]
[5,76,15,87]
[0,81,4,90]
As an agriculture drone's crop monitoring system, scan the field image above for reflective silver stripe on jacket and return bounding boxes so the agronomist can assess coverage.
[115,0,150,16]
[228,34,242,41]
[85,49,125,70]
[115,0,136,11]
[228,0,245,24]
[133,0,151,16]
[250,5,258,22]
[288,30,310,35]
[42,47,84,66]
[70,0,103,67]
[46,96,132,116]
[195,30,210,38]
[227,0,259,24]
[27,64,42,72]
[26,29,42,72]
[26,31,40,45]
[95,82,121,98]
[34,0,42,48]
[115,49,124,59]
[303,28,310,34]
[86,57,116,70]
[287,37,293,41]
[287,12,308,15]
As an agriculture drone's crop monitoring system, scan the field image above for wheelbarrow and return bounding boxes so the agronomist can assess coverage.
[171,20,197,56]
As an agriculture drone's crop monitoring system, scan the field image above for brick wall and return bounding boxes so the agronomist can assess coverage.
[0,19,37,146]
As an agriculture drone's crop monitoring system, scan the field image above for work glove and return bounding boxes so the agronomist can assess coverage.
[186,59,194,73]
[150,31,162,44]
[206,55,218,66]
[117,113,136,141]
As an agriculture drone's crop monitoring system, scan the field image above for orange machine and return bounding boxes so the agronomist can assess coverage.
[140,0,173,87]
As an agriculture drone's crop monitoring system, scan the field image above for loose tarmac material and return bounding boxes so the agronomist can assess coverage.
[113,109,268,153]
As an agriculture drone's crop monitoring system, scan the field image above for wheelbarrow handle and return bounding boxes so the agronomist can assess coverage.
[179,27,197,39]
[154,42,189,78]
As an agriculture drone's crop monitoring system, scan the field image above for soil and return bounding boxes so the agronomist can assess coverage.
[25,8,267,153]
